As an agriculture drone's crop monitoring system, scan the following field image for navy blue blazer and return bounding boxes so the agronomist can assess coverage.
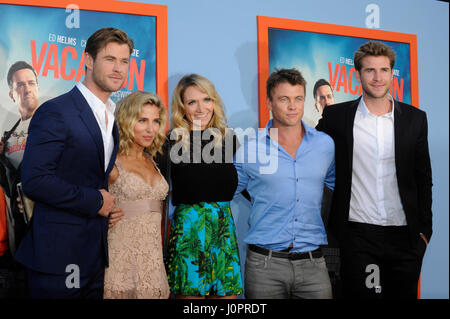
[15,86,119,276]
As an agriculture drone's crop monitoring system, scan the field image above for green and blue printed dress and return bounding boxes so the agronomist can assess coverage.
[167,202,243,296]
[167,130,243,296]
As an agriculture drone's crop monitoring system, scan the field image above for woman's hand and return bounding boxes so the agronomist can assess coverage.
[108,207,125,228]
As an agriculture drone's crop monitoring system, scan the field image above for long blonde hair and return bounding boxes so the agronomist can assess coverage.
[115,91,167,157]
[170,74,228,146]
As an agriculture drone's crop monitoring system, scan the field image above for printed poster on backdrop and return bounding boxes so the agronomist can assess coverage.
[257,16,418,128]
[0,0,167,133]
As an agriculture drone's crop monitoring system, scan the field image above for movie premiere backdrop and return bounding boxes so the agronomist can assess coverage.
[257,16,419,128]
[0,0,168,134]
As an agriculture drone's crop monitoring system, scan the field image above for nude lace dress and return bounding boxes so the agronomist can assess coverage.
[104,158,170,299]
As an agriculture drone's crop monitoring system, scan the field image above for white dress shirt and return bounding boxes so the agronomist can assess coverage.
[76,82,116,172]
[349,96,407,226]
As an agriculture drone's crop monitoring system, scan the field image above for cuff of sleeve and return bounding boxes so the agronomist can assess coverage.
[82,188,103,218]
[98,192,104,213]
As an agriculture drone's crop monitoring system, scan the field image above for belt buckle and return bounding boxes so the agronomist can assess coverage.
[287,251,296,260]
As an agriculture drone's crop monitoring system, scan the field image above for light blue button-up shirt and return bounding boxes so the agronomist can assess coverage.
[233,120,335,253]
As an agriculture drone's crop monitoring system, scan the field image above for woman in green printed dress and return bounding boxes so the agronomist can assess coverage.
[166,74,243,299]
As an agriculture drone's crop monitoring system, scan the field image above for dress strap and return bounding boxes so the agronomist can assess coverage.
[114,157,125,172]
[152,158,163,177]
[144,152,164,179]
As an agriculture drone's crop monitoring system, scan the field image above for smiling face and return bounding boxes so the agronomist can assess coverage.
[315,84,335,113]
[183,85,214,130]
[84,41,130,101]
[267,82,305,128]
[9,68,40,120]
[133,104,161,149]
[356,55,393,100]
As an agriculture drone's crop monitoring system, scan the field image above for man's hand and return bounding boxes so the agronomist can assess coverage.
[98,189,115,217]
[108,207,124,228]
[420,233,429,245]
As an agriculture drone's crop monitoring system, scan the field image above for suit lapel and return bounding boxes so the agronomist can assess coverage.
[393,100,405,176]
[106,122,119,177]
[70,87,105,169]
[346,98,360,173]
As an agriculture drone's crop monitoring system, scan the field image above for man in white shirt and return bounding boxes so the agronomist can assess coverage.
[317,41,432,299]
[15,28,133,299]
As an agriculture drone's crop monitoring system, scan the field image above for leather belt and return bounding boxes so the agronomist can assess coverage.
[248,244,322,260]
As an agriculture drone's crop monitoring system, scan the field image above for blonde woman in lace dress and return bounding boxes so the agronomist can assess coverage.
[104,91,170,299]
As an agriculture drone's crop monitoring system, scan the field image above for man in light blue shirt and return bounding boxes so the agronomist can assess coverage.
[234,68,335,299]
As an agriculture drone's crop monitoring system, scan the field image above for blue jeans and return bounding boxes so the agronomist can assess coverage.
[244,247,332,299]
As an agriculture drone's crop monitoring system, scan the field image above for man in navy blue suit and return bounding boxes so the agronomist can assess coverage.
[15,27,134,298]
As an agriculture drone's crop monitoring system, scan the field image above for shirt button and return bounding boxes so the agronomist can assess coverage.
[296,178,299,182]
[295,218,298,222]
[297,199,299,202]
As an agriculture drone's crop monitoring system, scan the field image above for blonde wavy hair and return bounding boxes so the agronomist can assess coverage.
[170,74,228,146]
[115,91,167,157]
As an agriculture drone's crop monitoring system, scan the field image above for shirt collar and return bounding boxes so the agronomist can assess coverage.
[358,95,395,119]
[264,119,273,136]
[76,82,116,114]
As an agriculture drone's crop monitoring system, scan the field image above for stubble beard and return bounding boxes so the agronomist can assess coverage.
[362,81,391,100]
[272,113,302,128]
[19,98,39,121]
[92,65,124,94]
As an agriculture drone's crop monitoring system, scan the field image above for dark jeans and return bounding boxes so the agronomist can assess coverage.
[0,250,28,298]
[340,222,426,299]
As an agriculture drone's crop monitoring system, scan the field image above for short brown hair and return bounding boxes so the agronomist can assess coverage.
[266,68,306,101]
[85,27,134,61]
[354,41,396,71]
[313,78,333,99]
[7,61,38,88]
